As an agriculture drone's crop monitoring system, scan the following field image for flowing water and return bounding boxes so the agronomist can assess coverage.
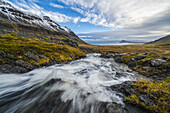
[0,54,143,113]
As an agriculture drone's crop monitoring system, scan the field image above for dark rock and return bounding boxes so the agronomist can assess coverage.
[139,95,154,105]
[0,64,27,73]
[15,59,35,70]
[127,58,137,68]
[44,78,61,87]
[134,55,145,61]
[110,81,152,113]
[110,81,135,97]
[143,52,150,55]
[0,64,12,73]
[114,55,123,63]
[115,56,123,63]
[79,46,99,53]
[10,66,27,73]
[100,54,114,58]
[113,53,129,63]
[25,51,40,61]
[137,60,151,67]
[107,103,127,113]
[151,59,167,67]
[0,50,6,56]
[125,104,150,113]
[45,60,58,66]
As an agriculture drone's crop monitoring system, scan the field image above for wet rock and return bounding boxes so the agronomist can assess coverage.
[10,66,27,73]
[134,55,145,61]
[110,81,135,96]
[0,64,27,73]
[15,59,35,70]
[25,51,40,61]
[113,53,129,63]
[127,58,137,68]
[151,59,167,67]
[0,64,12,73]
[100,54,114,58]
[107,103,127,113]
[44,78,61,87]
[114,55,123,63]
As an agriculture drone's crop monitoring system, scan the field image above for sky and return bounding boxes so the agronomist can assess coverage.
[6,0,170,45]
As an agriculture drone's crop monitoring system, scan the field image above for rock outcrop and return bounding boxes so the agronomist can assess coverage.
[151,58,167,66]
[109,53,170,81]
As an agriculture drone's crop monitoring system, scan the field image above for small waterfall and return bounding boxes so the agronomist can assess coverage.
[0,54,140,113]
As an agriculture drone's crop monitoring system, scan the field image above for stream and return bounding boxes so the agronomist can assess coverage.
[0,54,145,113]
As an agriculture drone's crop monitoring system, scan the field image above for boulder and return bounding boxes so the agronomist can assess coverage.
[15,59,35,70]
[0,64,12,73]
[151,59,167,67]
[113,53,129,63]
[25,51,40,61]
[10,66,27,73]
[0,64,27,73]
[100,54,114,58]
[110,81,135,97]
[134,55,145,61]
[127,58,137,68]
[107,103,127,113]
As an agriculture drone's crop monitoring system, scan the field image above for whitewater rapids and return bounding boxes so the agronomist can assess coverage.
[0,54,143,113]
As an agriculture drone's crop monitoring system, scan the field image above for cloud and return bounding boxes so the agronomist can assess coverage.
[59,0,170,28]
[57,0,170,44]
[6,0,80,23]
[73,17,81,24]
[50,3,64,8]
[78,28,170,45]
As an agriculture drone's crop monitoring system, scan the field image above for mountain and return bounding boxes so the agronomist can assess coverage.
[0,0,87,73]
[148,35,170,44]
[120,40,145,43]
[0,0,86,44]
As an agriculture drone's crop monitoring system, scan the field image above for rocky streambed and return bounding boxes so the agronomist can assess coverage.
[101,53,170,113]
[0,53,151,113]
[0,53,169,113]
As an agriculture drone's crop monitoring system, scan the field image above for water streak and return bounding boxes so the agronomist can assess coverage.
[0,54,141,113]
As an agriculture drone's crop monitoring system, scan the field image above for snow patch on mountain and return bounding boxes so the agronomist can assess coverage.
[0,0,73,34]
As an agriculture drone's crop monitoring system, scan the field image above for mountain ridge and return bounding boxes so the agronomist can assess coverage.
[148,35,170,44]
[0,0,86,44]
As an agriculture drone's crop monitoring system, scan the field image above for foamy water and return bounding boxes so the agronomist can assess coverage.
[0,54,141,113]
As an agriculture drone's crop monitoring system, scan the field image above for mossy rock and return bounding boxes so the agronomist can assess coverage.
[124,78,170,113]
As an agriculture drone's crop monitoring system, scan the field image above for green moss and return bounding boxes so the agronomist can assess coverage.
[0,57,8,64]
[133,65,153,76]
[0,34,86,67]
[122,53,139,63]
[138,53,160,63]
[124,79,170,113]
